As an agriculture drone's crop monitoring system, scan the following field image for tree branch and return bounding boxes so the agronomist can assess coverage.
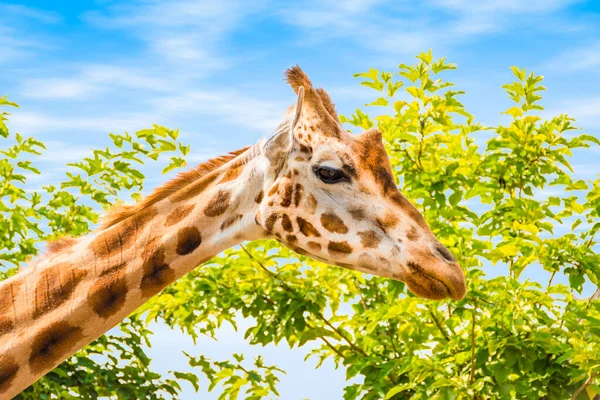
[571,371,599,400]
[469,309,477,384]
[429,310,450,342]
[546,271,557,292]
[320,336,346,360]
[240,244,368,357]
[243,277,348,363]
[589,288,600,303]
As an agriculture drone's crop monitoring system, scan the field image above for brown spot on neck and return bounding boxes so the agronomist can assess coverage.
[219,165,243,183]
[377,212,399,231]
[176,227,202,255]
[0,281,20,337]
[89,262,128,319]
[90,206,158,259]
[29,322,84,374]
[165,204,196,227]
[203,189,231,217]
[140,247,175,297]
[406,226,420,241]
[0,355,19,394]
[320,212,348,234]
[33,264,88,320]
[221,214,243,231]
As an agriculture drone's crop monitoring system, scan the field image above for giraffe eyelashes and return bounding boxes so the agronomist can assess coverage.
[313,165,350,184]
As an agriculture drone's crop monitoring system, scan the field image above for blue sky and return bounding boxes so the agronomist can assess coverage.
[2,0,600,398]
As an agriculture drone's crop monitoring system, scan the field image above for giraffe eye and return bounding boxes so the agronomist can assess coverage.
[313,166,349,184]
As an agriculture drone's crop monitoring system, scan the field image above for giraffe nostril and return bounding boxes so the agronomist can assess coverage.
[434,243,456,263]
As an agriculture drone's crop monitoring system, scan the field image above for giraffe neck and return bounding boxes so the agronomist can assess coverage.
[0,146,266,398]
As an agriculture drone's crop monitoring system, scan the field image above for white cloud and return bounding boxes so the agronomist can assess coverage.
[20,64,170,100]
[279,2,437,55]
[431,0,579,14]
[279,0,580,55]
[545,42,600,72]
[0,4,60,64]
[426,0,582,38]
[8,86,287,140]
[0,26,49,64]
[152,89,287,133]
[17,0,264,102]
[542,96,600,127]
[0,3,61,24]
[151,36,225,65]
[36,140,95,164]
[8,110,156,135]
[83,0,266,67]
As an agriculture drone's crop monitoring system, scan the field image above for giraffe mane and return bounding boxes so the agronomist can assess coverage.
[101,146,251,229]
[45,146,251,256]
[46,237,78,255]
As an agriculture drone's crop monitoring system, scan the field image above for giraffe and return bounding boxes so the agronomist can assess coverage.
[0,66,466,398]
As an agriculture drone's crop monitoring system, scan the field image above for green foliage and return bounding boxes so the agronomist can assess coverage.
[2,52,600,399]
[184,353,284,399]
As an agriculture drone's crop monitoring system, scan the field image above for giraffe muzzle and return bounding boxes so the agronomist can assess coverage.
[401,245,466,300]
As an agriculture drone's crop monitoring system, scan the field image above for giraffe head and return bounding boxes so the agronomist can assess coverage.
[256,66,466,300]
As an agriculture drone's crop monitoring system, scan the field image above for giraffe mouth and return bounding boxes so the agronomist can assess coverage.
[404,261,463,300]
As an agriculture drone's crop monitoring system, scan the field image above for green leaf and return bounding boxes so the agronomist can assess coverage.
[385,384,412,399]
[510,66,526,81]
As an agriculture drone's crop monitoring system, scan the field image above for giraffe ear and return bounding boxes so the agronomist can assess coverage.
[263,87,304,166]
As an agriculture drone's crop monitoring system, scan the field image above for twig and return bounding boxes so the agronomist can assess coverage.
[240,244,368,357]
[571,371,599,400]
[546,271,557,292]
[387,322,401,358]
[313,309,367,357]
[589,288,600,303]
[585,234,595,248]
[416,119,425,170]
[469,309,477,384]
[244,279,348,362]
[429,310,450,342]
[320,336,345,359]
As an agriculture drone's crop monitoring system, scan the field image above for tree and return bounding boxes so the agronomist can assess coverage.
[1,53,599,399]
